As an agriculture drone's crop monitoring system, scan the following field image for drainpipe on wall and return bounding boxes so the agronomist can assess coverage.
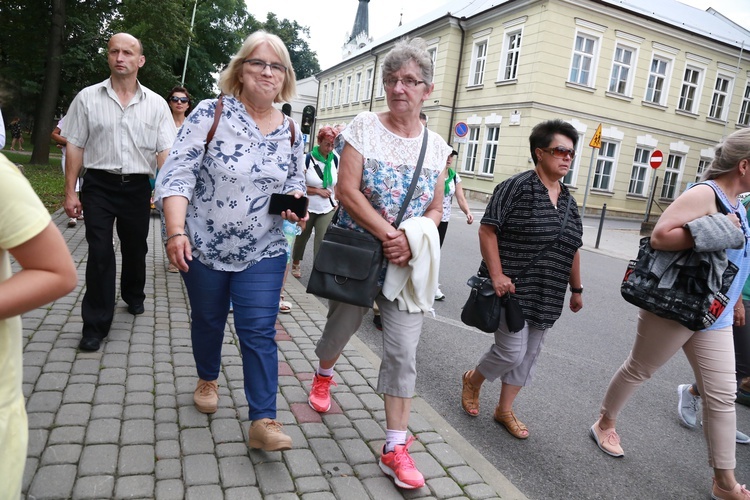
[447,17,466,143]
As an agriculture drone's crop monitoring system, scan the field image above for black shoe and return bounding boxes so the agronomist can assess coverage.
[78,337,101,351]
[373,314,382,330]
[127,303,145,315]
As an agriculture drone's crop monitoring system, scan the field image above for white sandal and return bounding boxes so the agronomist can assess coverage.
[279,295,292,314]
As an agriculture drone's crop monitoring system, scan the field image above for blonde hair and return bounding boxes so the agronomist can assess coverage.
[702,128,750,181]
[218,31,297,103]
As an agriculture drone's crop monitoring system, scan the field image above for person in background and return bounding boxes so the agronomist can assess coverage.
[156,30,306,453]
[460,120,583,439]
[290,125,339,279]
[307,37,451,490]
[52,116,82,228]
[0,153,77,500]
[589,128,750,500]
[62,33,175,352]
[162,86,193,272]
[434,149,474,300]
[9,117,23,151]
[419,111,427,125]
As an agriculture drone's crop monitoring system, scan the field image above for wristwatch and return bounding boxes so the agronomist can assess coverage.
[570,285,583,294]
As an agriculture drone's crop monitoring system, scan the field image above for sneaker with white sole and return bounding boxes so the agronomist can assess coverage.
[379,436,425,489]
[677,384,700,428]
[434,286,445,301]
[308,373,337,412]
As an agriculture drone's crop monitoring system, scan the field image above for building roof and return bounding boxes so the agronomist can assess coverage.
[324,0,749,72]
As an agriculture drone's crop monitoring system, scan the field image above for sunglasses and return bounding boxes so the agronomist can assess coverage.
[169,96,189,104]
[540,146,576,159]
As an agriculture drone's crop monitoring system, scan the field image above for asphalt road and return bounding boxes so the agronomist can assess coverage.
[294,205,750,500]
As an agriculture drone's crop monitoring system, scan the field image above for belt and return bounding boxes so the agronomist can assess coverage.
[87,169,149,183]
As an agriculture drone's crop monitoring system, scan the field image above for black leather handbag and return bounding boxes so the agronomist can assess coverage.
[461,197,572,333]
[306,128,429,308]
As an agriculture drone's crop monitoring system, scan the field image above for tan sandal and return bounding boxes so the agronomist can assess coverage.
[461,370,480,416]
[494,408,529,439]
[291,263,301,278]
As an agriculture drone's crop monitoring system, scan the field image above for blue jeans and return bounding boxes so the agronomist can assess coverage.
[181,255,286,420]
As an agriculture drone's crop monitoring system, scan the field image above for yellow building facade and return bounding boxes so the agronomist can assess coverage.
[315,0,750,217]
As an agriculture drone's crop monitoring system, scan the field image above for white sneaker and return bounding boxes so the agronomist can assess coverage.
[677,384,699,428]
[434,286,445,301]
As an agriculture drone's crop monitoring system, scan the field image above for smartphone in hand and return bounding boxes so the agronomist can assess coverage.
[268,193,308,218]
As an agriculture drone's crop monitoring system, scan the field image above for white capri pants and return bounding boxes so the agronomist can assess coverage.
[476,308,549,387]
[315,294,424,398]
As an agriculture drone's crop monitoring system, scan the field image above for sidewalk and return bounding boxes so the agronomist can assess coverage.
[19,211,523,500]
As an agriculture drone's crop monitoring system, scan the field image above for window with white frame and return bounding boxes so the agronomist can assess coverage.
[322,84,328,109]
[353,73,361,102]
[328,81,335,107]
[678,67,702,113]
[363,68,373,100]
[500,30,522,81]
[427,47,437,68]
[709,75,733,120]
[593,141,617,191]
[562,136,584,186]
[344,76,351,104]
[739,83,750,126]
[336,78,343,105]
[628,147,651,195]
[463,127,481,173]
[608,44,634,95]
[660,154,684,199]
[645,57,670,105]
[470,40,488,86]
[569,33,598,87]
[377,65,385,97]
[695,158,710,183]
[481,126,500,175]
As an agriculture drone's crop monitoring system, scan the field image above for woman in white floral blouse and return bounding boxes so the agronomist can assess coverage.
[155,31,306,453]
[307,38,451,490]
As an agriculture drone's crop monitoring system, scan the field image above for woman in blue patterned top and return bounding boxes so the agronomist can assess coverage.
[155,31,306,452]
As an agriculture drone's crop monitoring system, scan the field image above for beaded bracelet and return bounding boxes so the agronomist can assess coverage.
[165,233,188,244]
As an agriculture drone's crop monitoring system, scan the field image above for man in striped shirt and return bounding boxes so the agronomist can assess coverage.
[62,33,175,352]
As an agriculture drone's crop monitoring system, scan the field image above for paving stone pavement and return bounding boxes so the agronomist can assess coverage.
[18,210,526,500]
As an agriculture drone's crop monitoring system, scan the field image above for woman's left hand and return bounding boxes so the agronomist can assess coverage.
[569,293,583,312]
[383,229,412,266]
[466,212,474,224]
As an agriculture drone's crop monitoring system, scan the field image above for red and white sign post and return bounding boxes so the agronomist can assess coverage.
[644,149,664,224]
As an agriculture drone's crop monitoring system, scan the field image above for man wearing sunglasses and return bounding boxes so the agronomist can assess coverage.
[62,33,175,352]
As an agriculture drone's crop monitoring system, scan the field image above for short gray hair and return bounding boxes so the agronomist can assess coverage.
[382,38,433,86]
[701,128,750,181]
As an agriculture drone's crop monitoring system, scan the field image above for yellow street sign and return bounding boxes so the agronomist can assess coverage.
[589,123,602,149]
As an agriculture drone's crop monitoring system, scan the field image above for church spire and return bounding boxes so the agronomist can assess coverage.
[348,0,370,44]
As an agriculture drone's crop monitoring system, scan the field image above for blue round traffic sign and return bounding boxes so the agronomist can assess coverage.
[454,122,468,138]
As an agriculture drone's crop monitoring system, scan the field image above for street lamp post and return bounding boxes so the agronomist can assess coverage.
[180,0,198,86]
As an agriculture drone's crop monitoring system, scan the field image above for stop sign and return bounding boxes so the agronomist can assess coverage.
[650,150,663,169]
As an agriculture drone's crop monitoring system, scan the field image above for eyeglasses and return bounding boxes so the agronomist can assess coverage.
[383,77,425,89]
[541,146,576,159]
[243,59,287,75]
[168,97,189,104]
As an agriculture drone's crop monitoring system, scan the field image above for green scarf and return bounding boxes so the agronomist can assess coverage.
[445,168,456,196]
[311,146,334,188]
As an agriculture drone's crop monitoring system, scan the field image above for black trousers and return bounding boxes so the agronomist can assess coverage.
[80,170,151,339]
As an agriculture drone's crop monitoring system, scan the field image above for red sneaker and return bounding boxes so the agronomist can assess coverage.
[379,437,425,489]
[308,373,337,412]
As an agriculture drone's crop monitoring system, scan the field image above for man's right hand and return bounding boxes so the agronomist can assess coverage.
[63,192,82,219]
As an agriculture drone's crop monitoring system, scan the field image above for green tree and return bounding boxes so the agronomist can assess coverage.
[260,13,320,81]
